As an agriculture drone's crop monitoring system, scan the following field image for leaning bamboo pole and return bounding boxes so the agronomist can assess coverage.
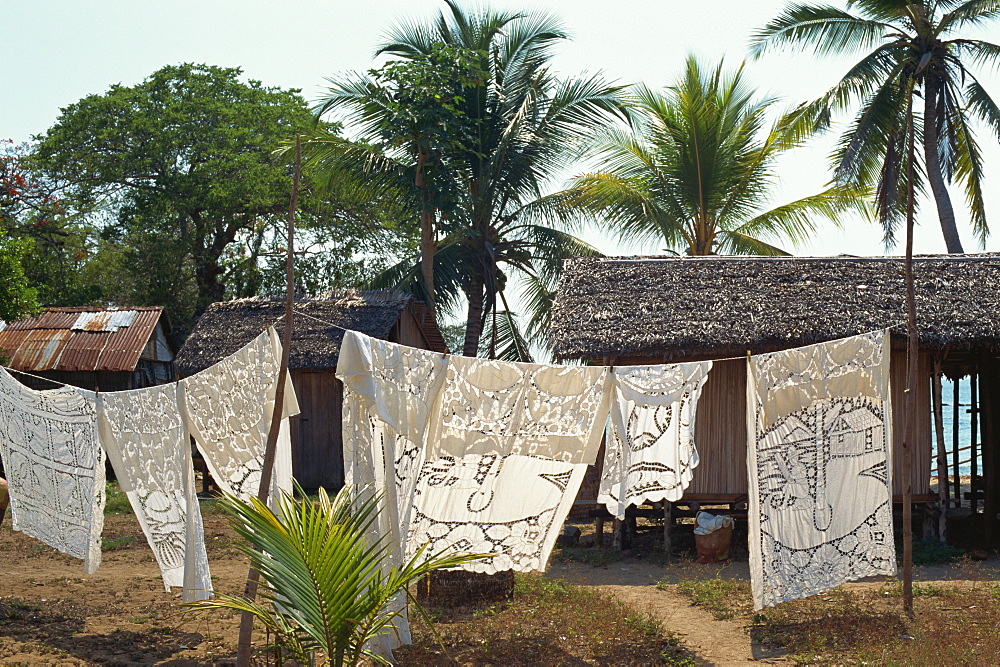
[235,136,301,666]
[901,94,916,618]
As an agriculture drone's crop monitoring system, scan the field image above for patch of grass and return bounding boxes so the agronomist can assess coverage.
[672,576,752,620]
[896,538,966,565]
[396,574,697,665]
[101,534,138,551]
[553,545,623,567]
[103,482,133,515]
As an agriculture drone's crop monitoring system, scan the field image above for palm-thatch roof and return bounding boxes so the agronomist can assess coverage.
[175,291,444,375]
[549,255,1000,361]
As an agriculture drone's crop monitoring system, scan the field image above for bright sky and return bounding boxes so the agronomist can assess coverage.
[4,0,1000,257]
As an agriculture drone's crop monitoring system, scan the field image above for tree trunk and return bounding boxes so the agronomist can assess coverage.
[415,146,436,320]
[463,274,485,357]
[923,79,964,254]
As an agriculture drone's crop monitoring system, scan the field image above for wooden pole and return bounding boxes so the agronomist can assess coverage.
[971,374,979,513]
[933,356,947,542]
[901,94,916,618]
[953,378,961,504]
[235,135,301,667]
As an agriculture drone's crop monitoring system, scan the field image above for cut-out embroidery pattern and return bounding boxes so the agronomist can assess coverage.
[0,367,106,573]
[406,453,587,574]
[181,327,296,502]
[600,361,712,519]
[426,355,610,464]
[97,384,212,600]
[748,331,895,610]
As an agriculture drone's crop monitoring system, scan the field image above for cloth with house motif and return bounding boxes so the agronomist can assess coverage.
[599,360,713,519]
[747,330,896,610]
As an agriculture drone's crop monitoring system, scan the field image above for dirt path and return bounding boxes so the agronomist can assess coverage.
[549,560,791,665]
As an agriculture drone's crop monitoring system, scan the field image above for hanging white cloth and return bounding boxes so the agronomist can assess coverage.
[425,355,611,464]
[0,367,106,573]
[95,383,212,601]
[599,361,712,519]
[407,355,611,574]
[180,327,297,503]
[338,333,450,659]
[747,330,896,610]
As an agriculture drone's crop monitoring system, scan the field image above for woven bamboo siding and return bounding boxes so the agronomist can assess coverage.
[595,350,932,500]
[889,349,932,496]
[689,359,748,495]
[289,371,344,490]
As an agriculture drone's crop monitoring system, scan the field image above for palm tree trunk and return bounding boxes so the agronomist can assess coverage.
[415,147,436,319]
[923,79,964,254]
[463,274,485,357]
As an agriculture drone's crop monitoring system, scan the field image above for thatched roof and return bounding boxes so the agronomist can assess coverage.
[175,291,444,375]
[549,255,1000,361]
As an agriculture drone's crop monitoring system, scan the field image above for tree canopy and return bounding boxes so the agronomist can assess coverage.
[751,0,1000,252]
[553,57,870,256]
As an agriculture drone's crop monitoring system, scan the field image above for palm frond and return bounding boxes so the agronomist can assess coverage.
[750,4,894,57]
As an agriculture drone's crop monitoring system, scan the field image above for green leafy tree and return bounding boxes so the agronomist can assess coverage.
[0,238,39,322]
[186,486,483,666]
[553,57,869,256]
[361,1,624,357]
[30,64,363,336]
[751,0,1000,252]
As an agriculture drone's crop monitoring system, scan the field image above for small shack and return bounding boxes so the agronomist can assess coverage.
[0,306,174,390]
[549,255,1000,545]
[174,291,447,490]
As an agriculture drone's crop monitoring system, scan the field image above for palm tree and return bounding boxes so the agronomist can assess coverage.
[186,486,483,666]
[553,57,868,256]
[750,0,1000,253]
[347,1,623,357]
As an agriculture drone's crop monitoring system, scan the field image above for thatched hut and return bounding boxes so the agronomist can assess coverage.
[174,291,447,490]
[549,255,1000,544]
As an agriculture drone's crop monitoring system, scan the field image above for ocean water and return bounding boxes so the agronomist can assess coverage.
[938,378,978,477]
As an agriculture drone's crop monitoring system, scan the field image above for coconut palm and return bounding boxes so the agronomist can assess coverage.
[750,0,1000,253]
[553,56,868,256]
[324,1,623,357]
[185,485,483,666]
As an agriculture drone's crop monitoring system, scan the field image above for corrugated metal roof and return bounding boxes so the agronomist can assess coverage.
[0,307,164,372]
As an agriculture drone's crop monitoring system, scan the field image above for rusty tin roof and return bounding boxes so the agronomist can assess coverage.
[0,307,163,373]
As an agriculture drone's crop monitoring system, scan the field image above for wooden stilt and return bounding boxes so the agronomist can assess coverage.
[595,516,605,548]
[953,378,961,505]
[933,356,947,542]
[971,374,980,513]
[612,518,622,551]
[982,354,1000,548]
[663,503,672,561]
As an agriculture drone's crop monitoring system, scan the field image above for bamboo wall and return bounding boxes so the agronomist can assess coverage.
[596,349,933,500]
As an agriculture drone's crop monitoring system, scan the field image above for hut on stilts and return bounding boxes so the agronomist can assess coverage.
[549,255,1000,549]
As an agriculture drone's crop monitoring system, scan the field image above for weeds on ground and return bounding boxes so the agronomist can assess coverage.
[103,483,133,515]
[101,534,138,551]
[397,574,697,665]
[671,576,752,620]
[901,538,966,565]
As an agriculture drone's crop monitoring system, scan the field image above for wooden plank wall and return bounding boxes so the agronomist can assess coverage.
[617,350,933,498]
[289,370,344,491]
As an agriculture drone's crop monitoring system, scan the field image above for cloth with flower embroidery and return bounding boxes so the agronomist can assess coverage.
[599,361,712,519]
[747,330,895,610]
[407,355,611,574]
[0,367,106,574]
[180,327,298,503]
[96,383,212,601]
[337,333,450,660]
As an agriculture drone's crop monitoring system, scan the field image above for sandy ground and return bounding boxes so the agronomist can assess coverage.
[550,556,1000,666]
[2,507,999,665]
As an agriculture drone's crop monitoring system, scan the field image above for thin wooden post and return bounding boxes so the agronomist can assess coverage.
[663,503,672,562]
[595,516,605,548]
[901,95,916,617]
[971,373,979,513]
[953,378,961,504]
[982,354,1000,548]
[932,356,947,542]
[235,136,301,667]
